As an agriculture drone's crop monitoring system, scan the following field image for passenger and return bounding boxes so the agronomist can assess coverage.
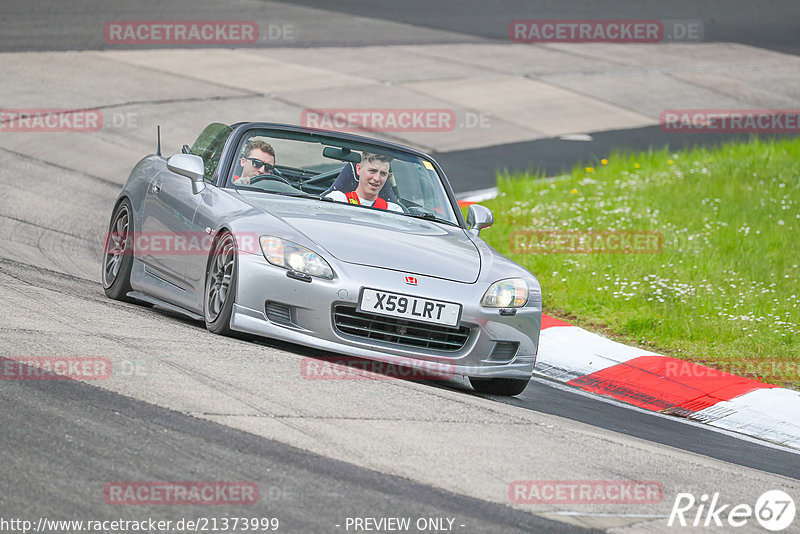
[233,138,276,185]
[325,152,403,212]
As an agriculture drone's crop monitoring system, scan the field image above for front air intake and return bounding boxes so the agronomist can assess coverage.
[488,341,519,362]
[265,301,292,325]
[332,305,470,352]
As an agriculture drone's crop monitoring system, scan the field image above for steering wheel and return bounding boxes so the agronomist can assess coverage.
[249,172,293,186]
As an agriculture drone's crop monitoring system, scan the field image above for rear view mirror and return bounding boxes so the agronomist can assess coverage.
[323,146,361,163]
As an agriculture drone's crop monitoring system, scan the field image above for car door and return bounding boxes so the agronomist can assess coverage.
[139,167,200,308]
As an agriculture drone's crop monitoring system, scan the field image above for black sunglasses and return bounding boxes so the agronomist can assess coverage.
[244,157,274,172]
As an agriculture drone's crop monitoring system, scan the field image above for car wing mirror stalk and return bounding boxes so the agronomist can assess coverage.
[466,204,494,236]
[167,154,206,194]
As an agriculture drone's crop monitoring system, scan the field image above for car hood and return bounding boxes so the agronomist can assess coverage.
[238,193,480,283]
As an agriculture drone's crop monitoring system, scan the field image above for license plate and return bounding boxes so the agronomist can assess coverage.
[358,288,461,327]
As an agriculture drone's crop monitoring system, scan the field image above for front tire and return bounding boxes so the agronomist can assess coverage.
[204,231,238,336]
[102,198,135,301]
[469,377,530,396]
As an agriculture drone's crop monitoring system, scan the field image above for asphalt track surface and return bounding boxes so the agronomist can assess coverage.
[5,0,799,54]
[2,0,799,192]
[2,2,800,533]
[1,370,581,534]
[285,0,800,55]
[285,0,800,189]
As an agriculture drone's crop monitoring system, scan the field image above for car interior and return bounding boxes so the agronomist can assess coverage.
[181,124,458,224]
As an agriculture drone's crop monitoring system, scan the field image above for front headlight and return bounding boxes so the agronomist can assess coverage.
[259,236,334,280]
[481,278,528,308]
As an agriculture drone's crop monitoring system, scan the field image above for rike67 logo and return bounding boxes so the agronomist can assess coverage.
[669,490,796,531]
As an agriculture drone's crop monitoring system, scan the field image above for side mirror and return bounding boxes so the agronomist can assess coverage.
[466,204,494,236]
[167,154,205,193]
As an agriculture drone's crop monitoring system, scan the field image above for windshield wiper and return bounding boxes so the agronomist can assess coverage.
[268,191,335,201]
[405,211,458,226]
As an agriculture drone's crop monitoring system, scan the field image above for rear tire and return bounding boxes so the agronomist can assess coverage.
[102,198,135,301]
[204,231,238,336]
[469,377,530,396]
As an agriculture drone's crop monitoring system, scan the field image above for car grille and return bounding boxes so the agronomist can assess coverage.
[333,305,470,352]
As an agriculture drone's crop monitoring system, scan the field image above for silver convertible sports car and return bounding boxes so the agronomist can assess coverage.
[102,122,542,395]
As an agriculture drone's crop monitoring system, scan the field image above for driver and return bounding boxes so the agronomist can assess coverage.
[233,138,276,185]
[325,152,403,212]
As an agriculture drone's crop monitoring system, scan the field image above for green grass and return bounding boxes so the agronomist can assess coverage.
[480,137,800,389]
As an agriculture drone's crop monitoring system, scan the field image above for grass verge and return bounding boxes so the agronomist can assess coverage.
[479,137,800,389]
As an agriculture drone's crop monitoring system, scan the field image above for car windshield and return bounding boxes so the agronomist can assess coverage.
[225,128,460,226]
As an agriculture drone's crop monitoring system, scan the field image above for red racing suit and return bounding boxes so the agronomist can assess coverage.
[345,191,388,210]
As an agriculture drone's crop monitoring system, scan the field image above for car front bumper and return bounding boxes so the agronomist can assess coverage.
[230,252,541,379]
